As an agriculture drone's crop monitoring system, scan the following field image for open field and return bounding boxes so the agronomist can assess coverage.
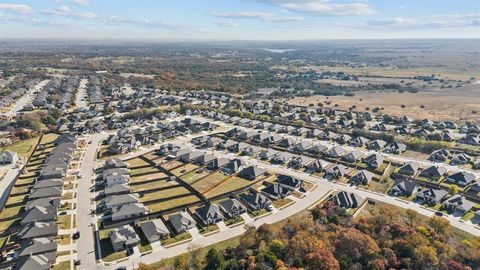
[204,176,255,198]
[190,172,230,193]
[286,85,480,123]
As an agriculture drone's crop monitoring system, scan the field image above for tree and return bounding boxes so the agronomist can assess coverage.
[334,228,381,265]
[449,184,458,195]
[137,263,156,270]
[305,249,340,270]
[428,216,451,236]
[204,248,224,270]
[405,209,418,227]
[414,245,439,268]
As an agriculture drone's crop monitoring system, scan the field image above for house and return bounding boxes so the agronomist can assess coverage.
[459,134,480,146]
[33,179,63,190]
[193,153,216,165]
[262,183,291,199]
[21,206,56,226]
[140,220,170,243]
[335,134,352,145]
[0,150,18,165]
[342,150,364,163]
[451,153,471,165]
[290,140,313,153]
[239,166,266,180]
[19,222,58,240]
[278,137,297,148]
[325,164,347,179]
[276,174,303,190]
[429,149,451,162]
[468,182,480,193]
[109,225,140,252]
[271,152,294,164]
[223,158,245,174]
[14,254,51,270]
[179,151,203,163]
[419,166,447,180]
[242,145,262,156]
[103,168,130,186]
[15,238,57,265]
[169,211,196,234]
[29,187,62,200]
[328,191,364,209]
[367,140,387,151]
[195,204,223,225]
[289,155,315,169]
[25,198,60,212]
[207,157,230,170]
[398,162,420,176]
[218,199,247,218]
[206,137,222,148]
[110,203,149,222]
[383,142,407,154]
[442,195,475,214]
[445,172,477,187]
[307,159,330,172]
[104,158,128,169]
[416,188,448,206]
[102,194,139,210]
[349,170,375,185]
[103,183,131,196]
[350,137,370,147]
[325,146,346,158]
[259,149,278,160]
[238,191,272,210]
[389,179,418,197]
[308,144,328,155]
[473,157,480,169]
[363,153,384,168]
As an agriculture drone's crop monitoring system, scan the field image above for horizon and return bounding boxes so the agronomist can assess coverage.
[1,0,480,40]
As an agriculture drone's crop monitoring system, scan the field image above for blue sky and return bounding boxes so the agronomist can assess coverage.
[1,0,479,40]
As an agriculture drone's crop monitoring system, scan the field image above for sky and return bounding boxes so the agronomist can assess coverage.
[0,0,480,40]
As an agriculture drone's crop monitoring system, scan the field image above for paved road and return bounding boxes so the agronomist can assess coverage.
[74,78,89,110]
[1,79,49,117]
[76,133,109,270]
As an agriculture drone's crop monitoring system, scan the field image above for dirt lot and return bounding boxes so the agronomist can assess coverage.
[286,85,480,123]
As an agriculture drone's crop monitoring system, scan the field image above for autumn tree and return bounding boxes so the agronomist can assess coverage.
[204,248,224,270]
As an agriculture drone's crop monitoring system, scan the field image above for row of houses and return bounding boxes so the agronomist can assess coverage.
[0,79,40,110]
[32,77,79,110]
[397,161,478,187]
[13,133,76,270]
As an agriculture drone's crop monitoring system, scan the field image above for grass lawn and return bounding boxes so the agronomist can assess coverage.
[57,215,73,230]
[204,176,253,198]
[160,160,184,171]
[2,136,41,158]
[147,195,200,213]
[0,205,23,219]
[249,209,269,218]
[52,261,71,270]
[461,211,475,221]
[127,157,150,167]
[272,197,294,209]
[131,179,177,193]
[139,186,191,203]
[0,218,19,232]
[224,216,244,226]
[363,178,393,193]
[161,232,192,246]
[56,235,71,246]
[40,133,59,145]
[180,170,210,184]
[199,224,220,235]
[129,172,168,183]
[170,163,199,176]
[98,228,128,262]
[131,166,161,176]
[62,192,74,200]
[191,172,230,194]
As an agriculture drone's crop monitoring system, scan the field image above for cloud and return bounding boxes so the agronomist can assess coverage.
[215,21,238,27]
[210,11,303,23]
[73,0,90,6]
[256,0,375,16]
[0,3,33,14]
[366,15,480,29]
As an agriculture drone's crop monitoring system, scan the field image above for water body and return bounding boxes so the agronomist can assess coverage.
[262,48,296,53]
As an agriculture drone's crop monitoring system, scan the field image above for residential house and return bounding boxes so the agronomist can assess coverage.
[325,164,347,179]
[349,170,375,185]
[109,225,140,252]
[169,211,196,234]
[239,166,266,180]
[325,146,346,158]
[238,191,272,210]
[419,166,447,180]
[398,162,420,176]
[218,199,247,218]
[445,172,477,187]
[195,204,223,225]
[383,142,407,154]
[342,150,364,164]
[416,188,448,206]
[389,179,418,197]
[442,195,475,214]
[110,203,149,222]
[329,191,364,209]
[0,150,18,165]
[363,153,384,168]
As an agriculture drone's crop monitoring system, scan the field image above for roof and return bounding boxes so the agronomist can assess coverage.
[140,219,169,240]
[195,204,222,221]
[19,222,58,239]
[14,254,51,270]
[169,211,196,230]
[109,225,140,246]
[240,165,266,179]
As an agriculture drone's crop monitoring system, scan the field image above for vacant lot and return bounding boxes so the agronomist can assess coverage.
[147,195,200,213]
[204,176,254,198]
[191,172,230,194]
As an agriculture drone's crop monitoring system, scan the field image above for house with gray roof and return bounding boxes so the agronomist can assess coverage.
[103,183,131,196]
[349,170,375,185]
[104,158,128,169]
[21,206,56,226]
[239,165,266,180]
[110,203,148,222]
[0,150,18,165]
[445,172,477,187]
[29,187,62,200]
[140,219,170,243]
[442,195,475,214]
[329,191,364,209]
[259,148,278,160]
[398,162,420,176]
[32,179,63,190]
[25,198,60,212]
[276,174,303,190]
[19,222,58,240]
[223,159,245,174]
[14,254,51,270]
[102,194,139,210]
[271,151,294,164]
[325,146,345,158]
[389,179,419,197]
[363,153,384,168]
[238,191,272,210]
[207,157,230,170]
[307,159,330,173]
[416,188,449,206]
[342,150,364,163]
[325,164,347,179]
[15,238,57,264]
[109,225,140,252]
[218,199,247,218]
[195,204,223,225]
[168,211,196,234]
[419,166,447,180]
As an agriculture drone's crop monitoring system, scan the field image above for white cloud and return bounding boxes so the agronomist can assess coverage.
[256,0,375,16]
[211,11,303,23]
[366,15,480,29]
[0,3,33,14]
[215,21,238,27]
[73,0,90,7]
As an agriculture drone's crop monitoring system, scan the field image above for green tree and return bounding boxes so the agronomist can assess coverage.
[204,248,224,270]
